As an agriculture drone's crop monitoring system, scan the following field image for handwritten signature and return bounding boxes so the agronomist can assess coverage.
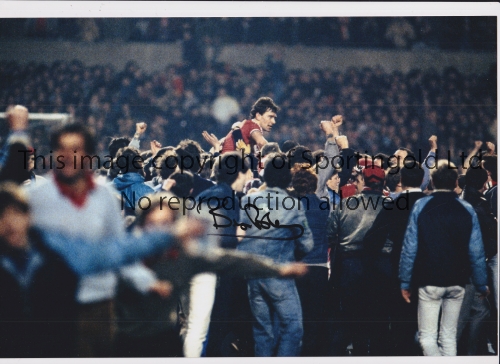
[206,203,304,241]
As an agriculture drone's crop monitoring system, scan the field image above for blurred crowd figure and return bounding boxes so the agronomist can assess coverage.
[1,17,496,51]
[0,58,496,167]
[0,92,497,358]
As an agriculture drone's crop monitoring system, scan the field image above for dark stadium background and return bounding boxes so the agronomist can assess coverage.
[0,16,496,171]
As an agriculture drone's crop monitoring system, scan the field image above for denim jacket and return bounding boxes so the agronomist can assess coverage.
[236,187,313,264]
[113,172,154,214]
[195,182,240,249]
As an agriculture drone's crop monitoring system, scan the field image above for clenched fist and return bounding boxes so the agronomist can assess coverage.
[136,122,147,135]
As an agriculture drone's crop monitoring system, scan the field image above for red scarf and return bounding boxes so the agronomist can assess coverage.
[54,172,95,208]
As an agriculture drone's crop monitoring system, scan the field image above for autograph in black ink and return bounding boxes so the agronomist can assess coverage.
[206,203,304,241]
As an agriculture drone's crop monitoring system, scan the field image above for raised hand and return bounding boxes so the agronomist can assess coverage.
[7,105,29,132]
[150,140,162,155]
[136,122,147,135]
[428,135,438,151]
[202,130,221,149]
[486,142,495,154]
[331,115,343,127]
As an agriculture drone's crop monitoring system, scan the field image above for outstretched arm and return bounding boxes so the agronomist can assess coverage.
[192,247,308,279]
[41,217,205,276]
[41,229,175,276]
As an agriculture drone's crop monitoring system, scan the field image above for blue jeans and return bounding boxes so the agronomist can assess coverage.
[247,278,303,357]
[488,254,498,310]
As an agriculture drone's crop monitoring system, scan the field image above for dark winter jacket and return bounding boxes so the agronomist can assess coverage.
[0,228,78,358]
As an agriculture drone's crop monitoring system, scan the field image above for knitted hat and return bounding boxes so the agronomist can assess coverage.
[362,165,385,183]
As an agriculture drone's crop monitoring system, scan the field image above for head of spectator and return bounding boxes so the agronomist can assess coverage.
[141,150,153,160]
[362,165,385,192]
[373,153,390,170]
[351,166,365,194]
[249,97,280,132]
[155,146,173,159]
[281,140,299,154]
[214,151,251,192]
[483,156,497,183]
[385,170,402,193]
[326,168,341,193]
[390,147,415,168]
[176,139,204,174]
[158,150,179,181]
[147,147,173,181]
[261,142,281,158]
[291,164,317,196]
[108,137,131,159]
[0,182,30,251]
[167,170,194,198]
[430,159,458,191]
[288,145,313,167]
[400,160,425,189]
[135,192,180,229]
[198,152,213,180]
[5,105,29,132]
[50,123,96,183]
[465,167,488,192]
[311,149,325,168]
[115,147,144,175]
[263,152,291,190]
[25,149,35,173]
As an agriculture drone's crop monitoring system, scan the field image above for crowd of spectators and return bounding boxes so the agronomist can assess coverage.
[0,17,496,51]
[0,101,497,357]
[0,58,496,170]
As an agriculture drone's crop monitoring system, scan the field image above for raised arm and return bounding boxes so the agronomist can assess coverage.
[463,140,483,170]
[129,122,147,150]
[315,115,342,198]
[485,142,496,157]
[202,130,222,153]
[421,135,437,190]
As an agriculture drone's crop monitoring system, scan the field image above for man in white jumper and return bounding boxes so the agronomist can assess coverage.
[28,123,167,357]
